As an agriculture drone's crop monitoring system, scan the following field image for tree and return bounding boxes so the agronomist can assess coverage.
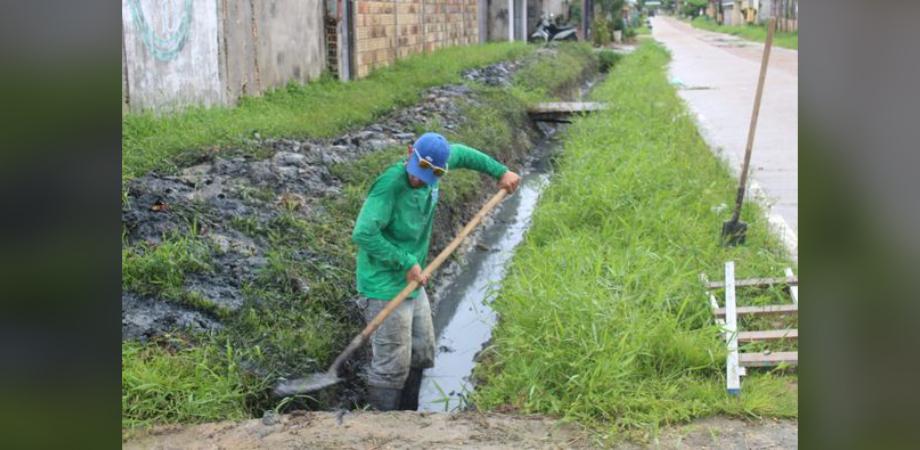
[681,0,708,18]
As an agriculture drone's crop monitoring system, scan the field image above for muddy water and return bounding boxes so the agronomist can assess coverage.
[417,132,558,412]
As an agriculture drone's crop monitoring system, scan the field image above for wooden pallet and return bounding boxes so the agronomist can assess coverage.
[701,262,798,396]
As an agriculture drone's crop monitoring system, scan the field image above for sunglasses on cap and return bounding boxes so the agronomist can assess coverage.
[414,148,448,177]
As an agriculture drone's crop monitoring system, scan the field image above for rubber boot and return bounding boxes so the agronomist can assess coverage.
[367,386,402,411]
[399,368,424,410]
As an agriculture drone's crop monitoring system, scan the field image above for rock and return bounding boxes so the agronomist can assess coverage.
[364,139,397,151]
[178,162,213,185]
[273,151,307,167]
[248,161,276,184]
[274,165,299,179]
[209,233,231,253]
[262,410,281,426]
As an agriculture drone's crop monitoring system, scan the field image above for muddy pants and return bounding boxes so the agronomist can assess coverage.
[358,289,436,389]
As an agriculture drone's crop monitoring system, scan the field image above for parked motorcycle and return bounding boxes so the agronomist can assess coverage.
[529,14,578,43]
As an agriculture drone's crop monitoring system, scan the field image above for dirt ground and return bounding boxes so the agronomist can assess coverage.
[124,412,797,449]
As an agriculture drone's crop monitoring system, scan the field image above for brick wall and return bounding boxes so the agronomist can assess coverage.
[354,0,479,78]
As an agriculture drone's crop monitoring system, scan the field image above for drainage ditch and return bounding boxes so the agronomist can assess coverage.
[418,131,557,412]
[415,78,600,412]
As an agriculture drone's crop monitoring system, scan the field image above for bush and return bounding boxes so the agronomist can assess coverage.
[597,49,621,73]
[592,16,612,46]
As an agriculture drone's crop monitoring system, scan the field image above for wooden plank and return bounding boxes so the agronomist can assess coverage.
[699,274,722,311]
[725,261,741,396]
[785,267,798,306]
[527,102,609,114]
[706,276,797,289]
[740,351,798,367]
[738,329,798,342]
[714,304,797,317]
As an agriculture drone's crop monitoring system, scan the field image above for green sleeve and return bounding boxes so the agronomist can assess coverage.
[351,173,418,271]
[447,144,509,179]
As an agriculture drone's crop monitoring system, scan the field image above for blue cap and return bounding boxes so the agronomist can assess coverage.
[407,132,450,186]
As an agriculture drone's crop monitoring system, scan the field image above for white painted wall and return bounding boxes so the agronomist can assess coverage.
[123,0,223,113]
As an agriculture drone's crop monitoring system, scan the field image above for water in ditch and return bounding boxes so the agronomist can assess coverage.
[416,131,558,412]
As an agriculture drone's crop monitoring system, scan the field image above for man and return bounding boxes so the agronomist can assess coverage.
[351,132,521,411]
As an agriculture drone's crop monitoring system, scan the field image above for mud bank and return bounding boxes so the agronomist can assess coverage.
[121,59,528,341]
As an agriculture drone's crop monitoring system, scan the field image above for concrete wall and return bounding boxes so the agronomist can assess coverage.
[123,0,326,113]
[250,0,326,89]
[123,0,494,113]
[487,0,511,41]
[123,0,224,112]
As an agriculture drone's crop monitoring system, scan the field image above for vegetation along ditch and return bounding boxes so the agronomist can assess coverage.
[471,42,797,441]
[121,42,601,429]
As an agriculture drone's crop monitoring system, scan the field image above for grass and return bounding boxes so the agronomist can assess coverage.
[691,16,798,49]
[121,226,233,317]
[512,44,597,101]
[122,43,598,429]
[123,42,531,179]
[471,41,796,441]
[122,338,258,429]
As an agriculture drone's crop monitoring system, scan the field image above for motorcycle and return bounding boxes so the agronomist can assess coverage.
[529,14,578,43]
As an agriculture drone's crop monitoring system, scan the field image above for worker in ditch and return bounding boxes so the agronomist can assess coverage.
[352,132,521,411]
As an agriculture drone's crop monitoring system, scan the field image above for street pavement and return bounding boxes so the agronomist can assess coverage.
[651,16,798,259]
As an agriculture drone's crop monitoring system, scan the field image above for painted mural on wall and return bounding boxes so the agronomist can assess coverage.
[126,0,193,61]
[122,0,223,112]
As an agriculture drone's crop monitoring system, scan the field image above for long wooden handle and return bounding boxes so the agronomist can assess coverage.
[731,17,775,223]
[328,189,510,373]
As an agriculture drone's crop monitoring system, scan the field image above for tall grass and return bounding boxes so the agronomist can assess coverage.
[472,42,796,440]
[122,339,258,429]
[123,43,530,179]
[691,16,798,49]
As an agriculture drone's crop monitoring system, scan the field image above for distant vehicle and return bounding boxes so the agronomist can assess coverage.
[530,14,578,43]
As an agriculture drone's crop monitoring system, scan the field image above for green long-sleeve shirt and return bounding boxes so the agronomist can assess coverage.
[352,144,509,300]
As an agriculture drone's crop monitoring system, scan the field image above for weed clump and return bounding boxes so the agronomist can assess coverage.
[597,50,622,73]
[122,339,257,429]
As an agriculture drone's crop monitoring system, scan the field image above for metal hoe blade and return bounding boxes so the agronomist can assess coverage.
[721,219,748,246]
[272,372,341,397]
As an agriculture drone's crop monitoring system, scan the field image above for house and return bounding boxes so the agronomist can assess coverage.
[720,0,756,25]
[482,0,577,42]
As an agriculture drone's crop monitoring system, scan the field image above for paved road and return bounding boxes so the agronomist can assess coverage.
[651,17,798,258]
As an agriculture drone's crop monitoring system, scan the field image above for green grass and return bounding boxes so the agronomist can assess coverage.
[122,226,234,317]
[691,16,798,49]
[512,44,597,101]
[472,42,796,441]
[122,338,259,429]
[122,43,599,429]
[123,43,531,179]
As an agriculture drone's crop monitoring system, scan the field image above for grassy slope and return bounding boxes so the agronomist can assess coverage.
[691,16,798,49]
[472,42,796,440]
[123,43,530,179]
[122,44,598,429]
